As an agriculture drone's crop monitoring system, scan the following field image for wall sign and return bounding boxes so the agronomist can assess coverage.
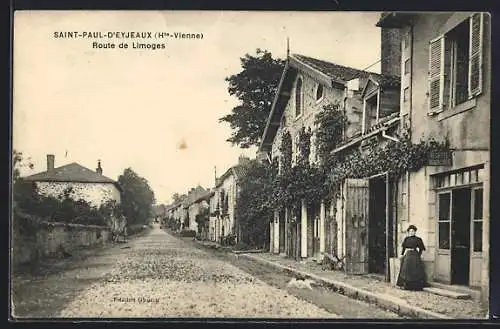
[428,149,452,166]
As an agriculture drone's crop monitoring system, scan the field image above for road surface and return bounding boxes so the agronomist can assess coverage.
[12,224,401,318]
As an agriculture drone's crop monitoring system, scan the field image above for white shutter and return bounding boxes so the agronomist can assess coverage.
[469,13,484,97]
[429,36,445,113]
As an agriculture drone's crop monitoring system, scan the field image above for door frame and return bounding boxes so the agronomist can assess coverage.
[434,182,483,285]
[470,186,484,287]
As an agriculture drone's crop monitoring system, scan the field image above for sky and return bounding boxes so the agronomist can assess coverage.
[13,11,381,205]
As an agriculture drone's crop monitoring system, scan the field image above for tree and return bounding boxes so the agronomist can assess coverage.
[219,49,285,148]
[117,168,156,228]
[12,150,34,183]
[234,159,274,248]
[12,150,37,211]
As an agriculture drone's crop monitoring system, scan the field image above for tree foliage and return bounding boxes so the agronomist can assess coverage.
[234,159,274,248]
[219,49,285,148]
[12,150,34,183]
[313,102,348,168]
[117,168,156,227]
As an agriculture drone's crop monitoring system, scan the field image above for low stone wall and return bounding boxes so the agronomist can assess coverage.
[12,212,111,266]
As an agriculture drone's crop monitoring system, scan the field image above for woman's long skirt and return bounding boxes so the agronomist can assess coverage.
[396,250,427,290]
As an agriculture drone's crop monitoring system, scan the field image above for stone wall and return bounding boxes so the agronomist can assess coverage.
[12,213,111,267]
[36,181,121,208]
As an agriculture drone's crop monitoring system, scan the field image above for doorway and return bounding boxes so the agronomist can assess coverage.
[368,176,394,275]
[451,188,471,285]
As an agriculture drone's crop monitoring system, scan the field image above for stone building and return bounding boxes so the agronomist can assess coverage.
[377,12,490,304]
[23,154,121,208]
[258,53,376,261]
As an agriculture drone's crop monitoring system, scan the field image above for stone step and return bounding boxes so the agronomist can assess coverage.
[423,286,471,300]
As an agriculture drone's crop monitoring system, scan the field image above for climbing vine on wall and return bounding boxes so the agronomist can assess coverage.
[269,102,451,211]
[328,137,450,187]
[313,102,347,168]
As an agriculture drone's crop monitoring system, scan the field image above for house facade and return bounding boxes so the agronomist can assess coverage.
[186,191,212,235]
[211,156,249,243]
[377,12,490,303]
[24,154,121,208]
[259,53,375,261]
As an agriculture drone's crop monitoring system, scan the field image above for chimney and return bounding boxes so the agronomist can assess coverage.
[96,160,103,175]
[380,27,402,77]
[47,154,55,171]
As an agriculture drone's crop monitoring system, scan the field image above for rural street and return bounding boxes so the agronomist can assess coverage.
[12,225,401,318]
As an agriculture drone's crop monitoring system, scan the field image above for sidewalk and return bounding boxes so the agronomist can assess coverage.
[242,252,488,320]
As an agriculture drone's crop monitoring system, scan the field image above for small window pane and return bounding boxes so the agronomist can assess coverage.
[473,221,483,252]
[439,222,451,249]
[456,172,464,185]
[444,175,450,187]
[474,189,483,220]
[404,59,411,74]
[435,176,444,188]
[316,84,324,100]
[439,193,451,220]
[463,171,470,184]
[478,168,485,182]
[404,87,410,102]
[450,174,456,186]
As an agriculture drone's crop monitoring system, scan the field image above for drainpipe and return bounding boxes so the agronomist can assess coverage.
[382,130,400,143]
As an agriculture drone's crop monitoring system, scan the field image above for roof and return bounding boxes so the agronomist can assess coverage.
[292,54,375,84]
[259,54,377,152]
[361,73,401,98]
[23,162,117,184]
[376,12,415,28]
[215,164,248,188]
[331,113,400,154]
[193,190,214,204]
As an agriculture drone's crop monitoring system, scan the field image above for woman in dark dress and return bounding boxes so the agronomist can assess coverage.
[396,225,428,290]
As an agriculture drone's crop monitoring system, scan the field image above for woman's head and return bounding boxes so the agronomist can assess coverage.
[407,225,417,236]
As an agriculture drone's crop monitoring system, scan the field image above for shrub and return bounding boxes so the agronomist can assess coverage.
[220,234,236,246]
[180,229,197,237]
[233,241,249,251]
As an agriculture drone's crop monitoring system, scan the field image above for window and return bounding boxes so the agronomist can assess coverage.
[438,192,451,249]
[295,78,303,117]
[404,59,410,74]
[473,188,483,252]
[428,13,484,113]
[403,87,410,102]
[404,33,410,49]
[316,84,324,101]
[362,93,378,133]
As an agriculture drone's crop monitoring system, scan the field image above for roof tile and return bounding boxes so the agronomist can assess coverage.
[292,54,377,82]
[23,162,116,184]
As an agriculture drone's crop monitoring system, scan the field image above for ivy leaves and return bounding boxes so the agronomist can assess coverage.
[329,138,450,186]
[314,103,347,168]
[268,102,451,210]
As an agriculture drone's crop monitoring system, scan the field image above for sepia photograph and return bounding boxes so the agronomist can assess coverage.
[10,10,491,320]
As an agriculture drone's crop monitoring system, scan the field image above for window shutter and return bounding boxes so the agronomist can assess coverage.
[469,13,484,97]
[428,36,444,113]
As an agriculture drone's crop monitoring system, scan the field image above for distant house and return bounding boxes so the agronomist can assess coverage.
[179,186,210,231]
[188,190,213,238]
[23,154,121,208]
[211,155,249,244]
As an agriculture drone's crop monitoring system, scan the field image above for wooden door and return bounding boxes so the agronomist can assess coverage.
[344,178,370,275]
